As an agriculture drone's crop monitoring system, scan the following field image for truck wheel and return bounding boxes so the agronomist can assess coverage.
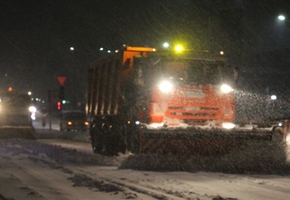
[103,126,126,156]
[125,126,139,154]
[92,136,99,153]
[103,132,117,156]
[92,134,104,154]
[118,124,127,154]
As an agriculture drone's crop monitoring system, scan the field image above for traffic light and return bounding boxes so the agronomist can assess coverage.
[59,86,65,100]
[57,101,62,110]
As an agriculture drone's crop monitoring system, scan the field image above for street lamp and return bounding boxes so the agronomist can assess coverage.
[270,94,277,100]
[162,42,170,48]
[278,15,286,21]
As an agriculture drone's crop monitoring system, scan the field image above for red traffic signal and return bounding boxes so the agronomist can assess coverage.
[57,101,62,110]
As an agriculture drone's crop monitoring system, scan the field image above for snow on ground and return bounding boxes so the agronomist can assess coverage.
[35,128,290,174]
[1,127,290,199]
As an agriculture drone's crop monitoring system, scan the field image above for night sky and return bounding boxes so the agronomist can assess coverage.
[1,0,290,107]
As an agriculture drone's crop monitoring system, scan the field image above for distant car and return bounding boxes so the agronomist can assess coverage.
[60,111,89,132]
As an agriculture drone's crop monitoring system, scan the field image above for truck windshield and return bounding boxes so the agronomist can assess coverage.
[155,60,232,84]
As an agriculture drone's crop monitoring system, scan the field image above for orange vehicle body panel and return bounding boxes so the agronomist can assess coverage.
[150,84,235,126]
[122,46,155,67]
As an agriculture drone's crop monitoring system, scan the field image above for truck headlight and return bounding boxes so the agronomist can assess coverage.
[220,84,233,94]
[158,80,173,93]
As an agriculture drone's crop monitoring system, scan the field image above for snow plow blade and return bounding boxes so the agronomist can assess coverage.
[139,127,275,155]
[0,126,36,140]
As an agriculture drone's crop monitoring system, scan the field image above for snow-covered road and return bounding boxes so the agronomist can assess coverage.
[0,129,290,200]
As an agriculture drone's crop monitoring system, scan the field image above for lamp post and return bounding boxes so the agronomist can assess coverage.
[270,95,277,101]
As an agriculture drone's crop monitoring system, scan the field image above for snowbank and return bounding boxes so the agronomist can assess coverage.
[34,128,90,143]
[0,126,36,140]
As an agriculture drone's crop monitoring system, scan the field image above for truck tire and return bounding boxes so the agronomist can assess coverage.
[90,123,106,154]
[98,117,126,156]
[92,133,105,154]
[90,118,105,154]
[124,124,140,154]
[91,117,126,156]
[92,136,101,153]
[91,136,98,153]
[103,129,124,156]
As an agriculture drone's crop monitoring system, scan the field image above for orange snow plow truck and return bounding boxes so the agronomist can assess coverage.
[87,46,290,156]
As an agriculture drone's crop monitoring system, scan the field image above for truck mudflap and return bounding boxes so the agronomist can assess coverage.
[139,127,277,155]
[0,126,36,140]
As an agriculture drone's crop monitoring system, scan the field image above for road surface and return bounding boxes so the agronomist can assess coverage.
[0,127,290,199]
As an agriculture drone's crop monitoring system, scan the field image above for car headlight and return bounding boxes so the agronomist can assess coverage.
[158,80,173,93]
[28,106,37,113]
[220,84,233,94]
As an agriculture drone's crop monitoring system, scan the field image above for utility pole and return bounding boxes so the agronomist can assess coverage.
[48,89,52,131]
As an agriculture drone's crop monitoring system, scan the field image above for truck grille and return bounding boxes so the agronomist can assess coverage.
[167,106,219,125]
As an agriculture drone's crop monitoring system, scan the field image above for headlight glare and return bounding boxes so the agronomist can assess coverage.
[286,134,290,144]
[29,106,37,113]
[222,122,235,129]
[158,80,173,93]
[220,84,233,94]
